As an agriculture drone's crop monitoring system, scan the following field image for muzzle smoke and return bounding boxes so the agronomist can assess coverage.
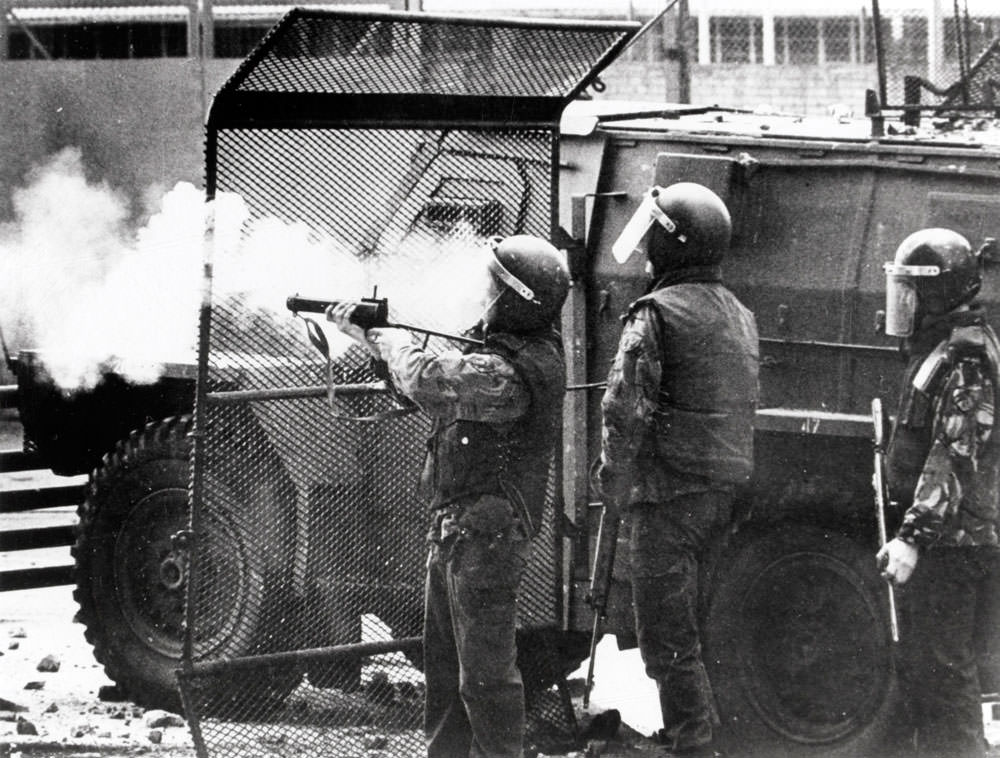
[0,148,495,392]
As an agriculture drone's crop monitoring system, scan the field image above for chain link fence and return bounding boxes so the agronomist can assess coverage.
[576,2,1000,116]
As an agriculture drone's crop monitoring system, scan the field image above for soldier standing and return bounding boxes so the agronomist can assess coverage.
[879,228,1000,758]
[597,183,759,757]
[328,234,569,758]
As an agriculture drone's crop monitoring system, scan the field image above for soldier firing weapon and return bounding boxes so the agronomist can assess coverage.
[287,290,484,422]
[871,397,900,643]
[287,292,485,347]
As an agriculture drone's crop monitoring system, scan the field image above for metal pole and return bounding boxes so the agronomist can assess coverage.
[6,10,51,60]
[614,0,680,62]
[677,0,690,101]
[953,0,969,103]
[927,0,942,85]
[871,0,888,106]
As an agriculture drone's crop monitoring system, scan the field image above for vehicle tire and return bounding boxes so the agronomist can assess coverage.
[703,524,900,758]
[72,415,299,715]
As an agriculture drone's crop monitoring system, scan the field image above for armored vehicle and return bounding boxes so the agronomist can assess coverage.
[3,8,999,758]
[561,100,1000,755]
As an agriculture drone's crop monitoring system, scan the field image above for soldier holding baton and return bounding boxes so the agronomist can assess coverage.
[877,228,1000,758]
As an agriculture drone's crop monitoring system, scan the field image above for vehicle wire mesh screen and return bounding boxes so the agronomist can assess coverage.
[228,10,628,99]
[177,9,636,758]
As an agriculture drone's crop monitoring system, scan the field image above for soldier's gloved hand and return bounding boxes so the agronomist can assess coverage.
[326,303,409,361]
[877,537,919,586]
[326,302,370,350]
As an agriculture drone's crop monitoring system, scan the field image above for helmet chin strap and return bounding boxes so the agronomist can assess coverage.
[649,191,688,244]
[477,287,505,329]
[486,237,536,303]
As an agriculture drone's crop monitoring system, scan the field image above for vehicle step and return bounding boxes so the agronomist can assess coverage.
[0,449,44,473]
[0,564,75,592]
[0,484,86,513]
[0,524,76,551]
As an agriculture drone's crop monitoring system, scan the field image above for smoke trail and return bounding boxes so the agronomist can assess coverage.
[0,149,500,392]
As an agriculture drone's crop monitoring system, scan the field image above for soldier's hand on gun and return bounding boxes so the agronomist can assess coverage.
[327,301,366,338]
[326,301,410,360]
[877,537,919,586]
[326,301,380,358]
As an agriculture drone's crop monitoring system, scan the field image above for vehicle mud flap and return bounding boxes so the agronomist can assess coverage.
[702,523,901,757]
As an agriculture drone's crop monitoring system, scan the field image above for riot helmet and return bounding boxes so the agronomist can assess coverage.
[483,234,570,333]
[612,182,732,275]
[883,228,981,337]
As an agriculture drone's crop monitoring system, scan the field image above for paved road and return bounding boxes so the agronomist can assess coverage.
[0,582,662,758]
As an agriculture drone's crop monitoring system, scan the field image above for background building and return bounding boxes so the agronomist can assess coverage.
[0,0,996,220]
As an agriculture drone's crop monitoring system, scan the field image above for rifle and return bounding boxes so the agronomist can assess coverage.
[871,397,900,643]
[582,499,621,709]
[286,293,484,347]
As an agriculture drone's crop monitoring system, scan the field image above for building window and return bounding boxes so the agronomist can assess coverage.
[7,22,186,59]
[214,24,272,58]
[896,15,928,68]
[776,17,818,64]
[822,17,858,63]
[711,16,762,64]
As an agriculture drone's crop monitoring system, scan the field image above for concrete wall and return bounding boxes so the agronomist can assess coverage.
[691,63,877,115]
[0,58,238,220]
[598,60,878,115]
[0,57,879,222]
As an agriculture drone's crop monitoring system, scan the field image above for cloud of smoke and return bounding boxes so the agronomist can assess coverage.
[0,148,497,392]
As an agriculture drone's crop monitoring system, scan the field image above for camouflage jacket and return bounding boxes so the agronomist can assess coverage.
[889,308,1000,548]
[377,330,530,425]
[375,326,565,529]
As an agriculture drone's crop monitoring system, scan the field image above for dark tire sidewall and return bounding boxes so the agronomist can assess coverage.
[73,417,283,713]
[704,524,900,757]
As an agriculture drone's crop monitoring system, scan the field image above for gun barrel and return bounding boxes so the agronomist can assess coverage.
[286,296,335,314]
[583,503,620,708]
[286,294,483,345]
[287,296,387,329]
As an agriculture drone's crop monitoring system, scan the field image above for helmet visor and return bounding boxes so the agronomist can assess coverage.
[883,262,939,337]
[611,191,657,264]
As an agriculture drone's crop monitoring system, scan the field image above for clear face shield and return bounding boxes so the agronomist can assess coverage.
[882,262,940,337]
[610,187,687,265]
[478,236,537,326]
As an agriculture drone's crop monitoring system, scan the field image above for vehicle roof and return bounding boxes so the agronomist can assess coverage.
[561,99,1000,154]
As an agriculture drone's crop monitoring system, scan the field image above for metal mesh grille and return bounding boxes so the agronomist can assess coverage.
[182,126,568,756]
[179,12,637,753]
[230,10,630,99]
[942,37,1000,107]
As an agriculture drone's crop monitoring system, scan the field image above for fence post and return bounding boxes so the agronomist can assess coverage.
[927,0,942,85]
[697,9,710,64]
[677,0,690,102]
[762,9,775,66]
[872,0,888,106]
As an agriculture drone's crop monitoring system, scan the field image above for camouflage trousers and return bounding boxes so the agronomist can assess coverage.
[627,491,732,754]
[423,495,531,758]
[894,546,1000,758]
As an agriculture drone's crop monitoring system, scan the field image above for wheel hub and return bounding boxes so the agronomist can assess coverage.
[159,553,186,591]
[114,488,249,660]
